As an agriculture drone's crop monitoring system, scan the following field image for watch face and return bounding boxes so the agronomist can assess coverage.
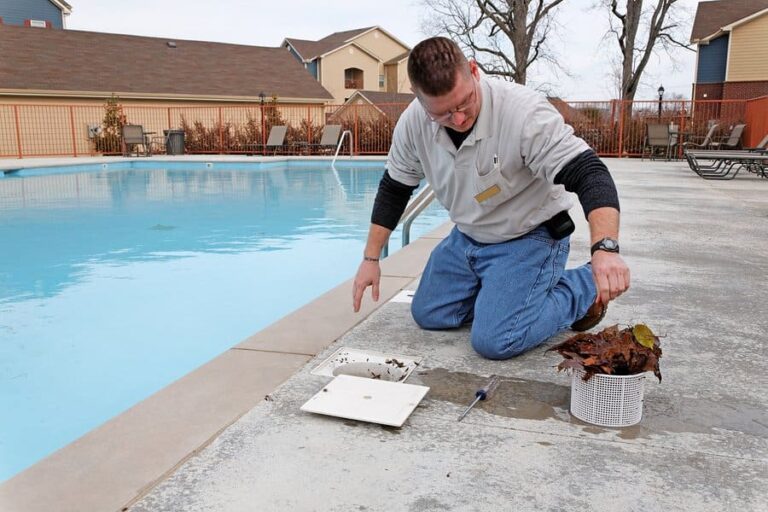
[602,239,618,250]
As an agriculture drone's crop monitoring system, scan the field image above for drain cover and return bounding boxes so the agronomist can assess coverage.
[301,375,429,427]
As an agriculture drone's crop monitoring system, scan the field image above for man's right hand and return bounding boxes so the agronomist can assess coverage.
[352,259,381,312]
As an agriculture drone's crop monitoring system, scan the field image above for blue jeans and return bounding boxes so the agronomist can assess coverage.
[411,226,596,359]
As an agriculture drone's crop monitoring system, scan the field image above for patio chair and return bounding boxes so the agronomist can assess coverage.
[247,125,287,155]
[305,124,342,155]
[121,124,153,156]
[682,123,719,151]
[710,123,746,150]
[642,123,671,160]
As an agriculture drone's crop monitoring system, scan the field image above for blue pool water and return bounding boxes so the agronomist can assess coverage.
[0,160,448,481]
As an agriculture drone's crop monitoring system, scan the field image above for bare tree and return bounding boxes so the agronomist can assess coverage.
[602,0,693,102]
[421,0,567,86]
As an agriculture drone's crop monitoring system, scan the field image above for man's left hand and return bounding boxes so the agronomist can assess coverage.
[591,251,630,305]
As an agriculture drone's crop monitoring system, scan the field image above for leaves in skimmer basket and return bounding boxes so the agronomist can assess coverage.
[547,324,662,382]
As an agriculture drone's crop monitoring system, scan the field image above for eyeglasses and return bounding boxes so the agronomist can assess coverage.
[422,80,477,123]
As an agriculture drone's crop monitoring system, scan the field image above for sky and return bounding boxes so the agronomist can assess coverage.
[65,0,701,101]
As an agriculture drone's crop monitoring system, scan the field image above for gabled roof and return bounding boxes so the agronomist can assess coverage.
[50,0,72,14]
[283,38,330,62]
[284,26,410,62]
[284,27,374,61]
[385,51,410,65]
[690,0,768,42]
[0,25,333,102]
[353,91,414,105]
[334,90,414,119]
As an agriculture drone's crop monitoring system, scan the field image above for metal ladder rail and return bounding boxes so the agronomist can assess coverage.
[401,186,436,247]
[380,184,436,258]
[331,130,353,168]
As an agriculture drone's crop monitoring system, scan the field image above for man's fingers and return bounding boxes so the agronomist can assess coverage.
[595,272,610,306]
[592,254,631,305]
[352,283,363,312]
[608,273,621,301]
[372,282,380,302]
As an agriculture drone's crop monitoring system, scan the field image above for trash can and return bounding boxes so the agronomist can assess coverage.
[166,129,185,155]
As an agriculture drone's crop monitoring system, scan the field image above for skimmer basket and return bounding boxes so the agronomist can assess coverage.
[570,369,646,427]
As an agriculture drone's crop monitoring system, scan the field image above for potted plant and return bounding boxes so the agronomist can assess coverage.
[548,324,662,427]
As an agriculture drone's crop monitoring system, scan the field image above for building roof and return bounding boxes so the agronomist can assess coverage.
[0,25,332,102]
[284,27,375,61]
[355,91,414,105]
[690,0,768,42]
[385,51,410,65]
[51,0,73,13]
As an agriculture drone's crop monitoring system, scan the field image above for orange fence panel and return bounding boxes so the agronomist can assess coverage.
[744,96,768,147]
[0,99,757,159]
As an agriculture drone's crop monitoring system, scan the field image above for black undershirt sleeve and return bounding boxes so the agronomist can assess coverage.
[554,149,620,218]
[371,170,419,230]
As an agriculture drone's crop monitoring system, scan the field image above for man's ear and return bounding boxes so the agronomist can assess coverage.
[468,59,479,78]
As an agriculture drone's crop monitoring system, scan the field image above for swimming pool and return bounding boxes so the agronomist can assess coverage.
[0,160,448,481]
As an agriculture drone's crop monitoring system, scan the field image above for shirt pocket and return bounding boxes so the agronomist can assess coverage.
[472,159,513,208]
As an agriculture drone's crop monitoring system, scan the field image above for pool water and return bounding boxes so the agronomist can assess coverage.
[0,161,448,481]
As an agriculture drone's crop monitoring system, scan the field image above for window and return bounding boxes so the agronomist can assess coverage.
[379,74,385,89]
[344,68,363,89]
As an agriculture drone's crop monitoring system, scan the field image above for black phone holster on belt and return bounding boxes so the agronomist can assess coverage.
[543,210,575,240]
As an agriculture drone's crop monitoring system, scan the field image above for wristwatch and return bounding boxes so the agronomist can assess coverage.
[591,237,620,255]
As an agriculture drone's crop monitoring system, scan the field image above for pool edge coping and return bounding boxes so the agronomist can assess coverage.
[0,155,387,174]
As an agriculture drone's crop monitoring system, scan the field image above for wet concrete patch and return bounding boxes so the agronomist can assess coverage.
[418,368,768,440]
[417,368,569,422]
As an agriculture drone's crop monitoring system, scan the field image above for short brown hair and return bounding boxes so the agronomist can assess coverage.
[407,37,470,96]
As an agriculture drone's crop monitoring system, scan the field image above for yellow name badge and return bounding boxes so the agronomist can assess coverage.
[474,184,501,203]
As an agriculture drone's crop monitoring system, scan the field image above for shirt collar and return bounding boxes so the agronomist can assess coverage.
[473,79,493,141]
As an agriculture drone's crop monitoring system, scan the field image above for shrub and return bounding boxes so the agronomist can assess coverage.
[94,94,126,154]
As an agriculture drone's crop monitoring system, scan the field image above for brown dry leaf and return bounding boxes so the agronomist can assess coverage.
[548,324,662,382]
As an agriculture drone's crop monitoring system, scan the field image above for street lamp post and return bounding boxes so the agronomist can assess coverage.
[657,85,665,120]
[259,91,266,154]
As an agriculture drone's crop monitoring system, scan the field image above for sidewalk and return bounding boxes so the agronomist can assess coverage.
[128,159,768,512]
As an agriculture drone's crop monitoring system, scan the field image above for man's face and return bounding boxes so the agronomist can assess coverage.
[416,60,481,132]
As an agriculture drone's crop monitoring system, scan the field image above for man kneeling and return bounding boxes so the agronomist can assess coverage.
[352,36,630,359]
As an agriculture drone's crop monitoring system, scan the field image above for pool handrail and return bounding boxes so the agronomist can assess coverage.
[380,183,436,258]
[331,130,353,167]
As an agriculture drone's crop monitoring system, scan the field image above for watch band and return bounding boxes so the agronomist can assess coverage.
[590,237,620,256]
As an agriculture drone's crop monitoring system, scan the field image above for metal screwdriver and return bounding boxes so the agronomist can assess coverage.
[457,374,501,422]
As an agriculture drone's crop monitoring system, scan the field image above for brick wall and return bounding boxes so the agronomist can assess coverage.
[723,81,768,100]
[694,83,724,100]
[694,81,768,101]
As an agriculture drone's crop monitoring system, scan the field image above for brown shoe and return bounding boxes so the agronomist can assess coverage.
[571,301,608,332]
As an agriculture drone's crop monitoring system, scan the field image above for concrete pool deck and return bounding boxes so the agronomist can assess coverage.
[2,157,767,511]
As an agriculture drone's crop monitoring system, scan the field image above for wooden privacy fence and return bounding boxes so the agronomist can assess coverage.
[1,98,765,159]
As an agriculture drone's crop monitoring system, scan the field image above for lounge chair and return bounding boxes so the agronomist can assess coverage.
[682,123,719,151]
[684,149,767,180]
[247,125,287,155]
[121,124,153,156]
[642,123,672,160]
[305,124,342,155]
[710,123,746,150]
